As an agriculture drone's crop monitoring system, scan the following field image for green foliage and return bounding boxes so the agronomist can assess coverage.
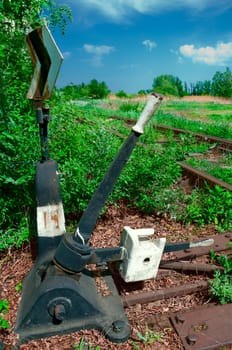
[115,90,128,98]
[152,74,185,97]
[189,80,211,95]
[60,80,110,100]
[119,102,142,113]
[88,79,110,99]
[72,337,100,350]
[211,67,232,98]
[132,328,164,349]
[2,78,232,251]
[182,186,232,231]
[155,110,232,140]
[15,282,23,293]
[185,158,232,185]
[0,299,10,330]
[0,0,72,250]
[210,252,232,304]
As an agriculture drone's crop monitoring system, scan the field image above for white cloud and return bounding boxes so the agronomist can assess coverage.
[62,51,71,58]
[179,42,232,65]
[71,0,231,22]
[142,39,157,51]
[83,44,115,66]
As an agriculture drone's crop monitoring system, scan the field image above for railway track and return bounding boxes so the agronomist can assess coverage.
[109,114,232,192]
[110,114,232,151]
[118,232,232,349]
[178,161,232,192]
[58,113,232,349]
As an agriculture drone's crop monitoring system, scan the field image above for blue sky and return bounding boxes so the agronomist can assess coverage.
[53,0,232,94]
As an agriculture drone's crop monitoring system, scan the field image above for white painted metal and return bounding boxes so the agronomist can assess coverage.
[132,94,162,134]
[37,203,65,237]
[119,226,166,282]
[190,238,214,248]
[26,24,63,99]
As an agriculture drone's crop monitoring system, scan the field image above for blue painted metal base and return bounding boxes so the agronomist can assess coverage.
[15,238,130,346]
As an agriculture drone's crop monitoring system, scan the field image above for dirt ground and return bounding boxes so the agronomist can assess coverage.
[0,203,222,350]
[1,94,231,349]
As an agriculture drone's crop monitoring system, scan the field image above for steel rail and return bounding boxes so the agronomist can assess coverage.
[121,280,209,307]
[178,161,232,192]
[110,115,232,149]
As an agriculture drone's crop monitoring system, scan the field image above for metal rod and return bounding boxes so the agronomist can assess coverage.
[121,281,209,307]
[164,238,214,253]
[76,94,163,243]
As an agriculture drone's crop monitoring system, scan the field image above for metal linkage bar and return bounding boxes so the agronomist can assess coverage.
[53,94,163,274]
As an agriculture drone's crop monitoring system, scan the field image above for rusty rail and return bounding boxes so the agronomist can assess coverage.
[178,161,232,192]
[119,232,232,349]
[156,124,232,149]
[110,115,232,149]
[122,281,209,307]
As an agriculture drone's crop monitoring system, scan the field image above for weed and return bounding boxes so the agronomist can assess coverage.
[209,251,232,304]
[72,337,100,349]
[15,282,23,293]
[0,299,10,330]
[131,328,164,349]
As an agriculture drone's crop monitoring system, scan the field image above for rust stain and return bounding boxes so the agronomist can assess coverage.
[43,211,47,228]
[51,209,59,228]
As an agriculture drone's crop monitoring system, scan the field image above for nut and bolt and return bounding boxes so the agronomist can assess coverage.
[186,334,197,345]
[112,320,125,333]
[175,314,185,324]
[54,304,66,321]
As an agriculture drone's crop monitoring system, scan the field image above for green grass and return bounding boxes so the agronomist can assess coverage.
[1,95,232,250]
[185,158,232,185]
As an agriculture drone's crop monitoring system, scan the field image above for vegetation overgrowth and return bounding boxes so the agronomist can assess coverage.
[1,0,232,250]
[1,90,232,250]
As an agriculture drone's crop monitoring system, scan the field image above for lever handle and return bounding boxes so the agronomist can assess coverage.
[132,93,163,134]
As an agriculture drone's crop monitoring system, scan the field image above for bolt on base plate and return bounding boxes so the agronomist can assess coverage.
[15,262,130,346]
[170,303,232,350]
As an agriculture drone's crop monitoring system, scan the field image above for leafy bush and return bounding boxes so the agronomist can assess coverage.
[210,251,232,304]
[60,80,110,100]
[115,90,128,98]
[182,186,232,231]
[155,110,232,140]
[0,300,10,330]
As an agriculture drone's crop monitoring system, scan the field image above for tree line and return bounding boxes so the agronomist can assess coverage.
[60,67,232,99]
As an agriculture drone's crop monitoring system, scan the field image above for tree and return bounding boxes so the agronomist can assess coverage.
[116,90,128,98]
[0,0,72,119]
[152,74,185,97]
[211,67,232,98]
[88,79,110,99]
[0,0,72,235]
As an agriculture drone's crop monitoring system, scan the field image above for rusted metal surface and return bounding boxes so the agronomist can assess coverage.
[178,161,232,192]
[156,124,232,149]
[172,232,232,260]
[121,281,209,307]
[160,261,223,274]
[110,115,232,150]
[26,25,63,100]
[170,303,232,350]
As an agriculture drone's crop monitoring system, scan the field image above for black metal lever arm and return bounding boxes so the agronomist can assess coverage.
[53,93,163,273]
[77,93,163,243]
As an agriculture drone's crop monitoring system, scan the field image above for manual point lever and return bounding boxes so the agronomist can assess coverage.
[53,93,163,274]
